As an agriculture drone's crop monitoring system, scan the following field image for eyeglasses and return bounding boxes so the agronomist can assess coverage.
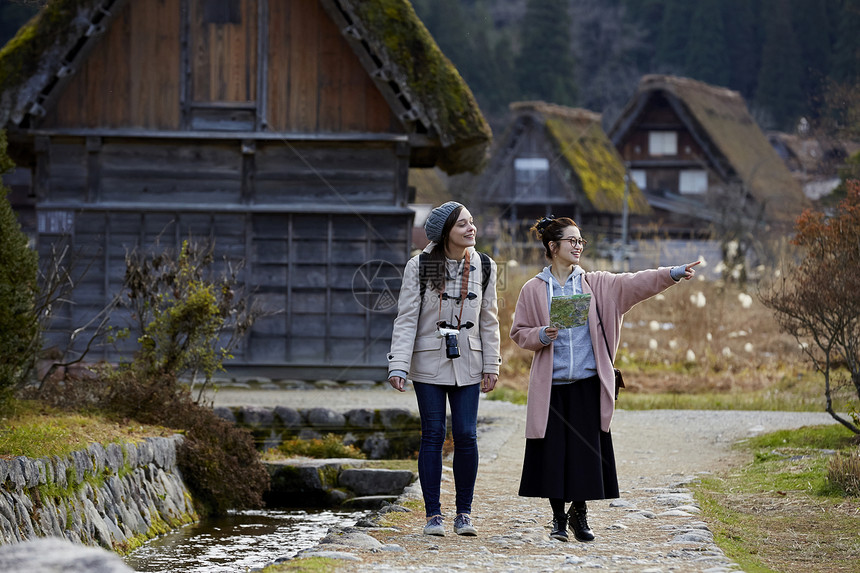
[558,237,588,248]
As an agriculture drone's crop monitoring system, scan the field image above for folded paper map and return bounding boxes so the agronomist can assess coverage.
[550,293,592,329]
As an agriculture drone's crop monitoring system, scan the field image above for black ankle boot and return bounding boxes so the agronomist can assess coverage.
[568,502,594,542]
[550,514,569,541]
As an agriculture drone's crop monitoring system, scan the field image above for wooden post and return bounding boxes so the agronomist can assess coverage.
[34,136,49,201]
[179,0,191,130]
[241,139,256,204]
[256,0,269,131]
[86,136,102,203]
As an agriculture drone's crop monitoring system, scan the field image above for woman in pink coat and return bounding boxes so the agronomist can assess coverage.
[510,216,698,543]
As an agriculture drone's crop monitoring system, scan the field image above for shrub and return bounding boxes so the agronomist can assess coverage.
[761,180,860,433]
[827,448,860,496]
[35,238,269,516]
[0,130,39,407]
[122,239,258,394]
[274,434,366,460]
[102,369,269,516]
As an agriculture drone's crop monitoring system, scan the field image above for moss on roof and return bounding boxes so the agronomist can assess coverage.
[0,0,98,125]
[511,101,651,215]
[632,75,808,222]
[343,0,491,173]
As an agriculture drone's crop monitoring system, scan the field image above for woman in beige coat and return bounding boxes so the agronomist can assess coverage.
[388,201,501,537]
[511,215,698,543]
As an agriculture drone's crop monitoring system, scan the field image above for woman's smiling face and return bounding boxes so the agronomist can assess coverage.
[446,207,477,254]
[552,225,584,265]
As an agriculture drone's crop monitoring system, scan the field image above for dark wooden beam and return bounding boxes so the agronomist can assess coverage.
[26,127,409,142]
[85,136,102,203]
[256,0,269,131]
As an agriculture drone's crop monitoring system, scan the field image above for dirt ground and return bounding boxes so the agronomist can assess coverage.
[212,388,838,572]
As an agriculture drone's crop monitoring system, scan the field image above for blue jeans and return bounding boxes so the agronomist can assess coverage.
[413,382,481,517]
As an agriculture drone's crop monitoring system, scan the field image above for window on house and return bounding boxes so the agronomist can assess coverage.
[648,131,678,156]
[514,157,550,197]
[630,169,647,190]
[202,0,241,24]
[679,170,708,194]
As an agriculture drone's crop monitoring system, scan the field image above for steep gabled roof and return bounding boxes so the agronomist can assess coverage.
[0,0,491,174]
[508,101,651,215]
[609,75,807,222]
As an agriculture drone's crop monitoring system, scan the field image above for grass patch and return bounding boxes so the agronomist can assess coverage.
[487,386,527,405]
[262,434,366,460]
[374,498,423,528]
[363,459,418,472]
[489,367,854,413]
[259,556,340,573]
[693,424,860,573]
[0,400,173,458]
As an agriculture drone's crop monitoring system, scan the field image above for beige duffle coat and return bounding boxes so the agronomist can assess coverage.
[387,243,502,385]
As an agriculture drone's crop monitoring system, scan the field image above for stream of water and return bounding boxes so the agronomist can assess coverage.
[123,508,367,573]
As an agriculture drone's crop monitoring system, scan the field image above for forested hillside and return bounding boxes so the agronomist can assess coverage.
[411,0,860,136]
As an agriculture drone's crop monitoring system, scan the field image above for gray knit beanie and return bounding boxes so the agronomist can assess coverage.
[424,201,464,243]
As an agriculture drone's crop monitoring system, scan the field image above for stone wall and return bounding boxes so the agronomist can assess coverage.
[0,436,197,553]
[215,406,421,459]
[265,458,415,508]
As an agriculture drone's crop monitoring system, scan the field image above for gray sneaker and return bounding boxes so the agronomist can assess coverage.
[423,514,445,536]
[453,513,477,536]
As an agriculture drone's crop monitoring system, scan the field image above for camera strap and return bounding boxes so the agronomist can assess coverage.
[438,250,471,329]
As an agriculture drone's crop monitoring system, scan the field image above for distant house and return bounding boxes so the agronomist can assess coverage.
[767,131,851,201]
[608,75,808,238]
[474,101,650,250]
[0,0,490,381]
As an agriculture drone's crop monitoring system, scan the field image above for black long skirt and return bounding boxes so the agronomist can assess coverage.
[518,376,619,501]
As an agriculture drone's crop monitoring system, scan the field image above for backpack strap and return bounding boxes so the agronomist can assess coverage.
[479,251,491,295]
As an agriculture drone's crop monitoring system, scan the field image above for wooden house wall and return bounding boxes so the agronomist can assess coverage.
[617,130,704,164]
[191,0,258,103]
[37,138,405,206]
[616,96,713,196]
[487,120,570,206]
[26,0,416,378]
[254,142,401,204]
[266,0,398,133]
[43,0,182,130]
[40,0,398,135]
[35,133,410,374]
[37,206,410,372]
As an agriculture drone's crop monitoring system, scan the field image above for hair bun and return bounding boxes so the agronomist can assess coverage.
[534,215,556,236]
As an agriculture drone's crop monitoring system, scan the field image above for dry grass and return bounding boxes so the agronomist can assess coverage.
[694,425,860,572]
[493,256,857,413]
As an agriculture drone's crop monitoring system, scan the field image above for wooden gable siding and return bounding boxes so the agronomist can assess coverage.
[488,119,571,205]
[40,0,398,135]
[266,0,398,134]
[191,0,257,103]
[43,0,182,130]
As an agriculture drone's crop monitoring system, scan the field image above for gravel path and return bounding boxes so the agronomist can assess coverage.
[212,387,838,572]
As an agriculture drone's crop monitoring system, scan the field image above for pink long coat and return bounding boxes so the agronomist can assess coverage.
[510,267,677,438]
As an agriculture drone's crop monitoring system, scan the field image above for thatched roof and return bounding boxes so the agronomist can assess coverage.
[0,0,105,128]
[609,75,808,222]
[342,0,490,173]
[0,0,491,175]
[509,101,651,215]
